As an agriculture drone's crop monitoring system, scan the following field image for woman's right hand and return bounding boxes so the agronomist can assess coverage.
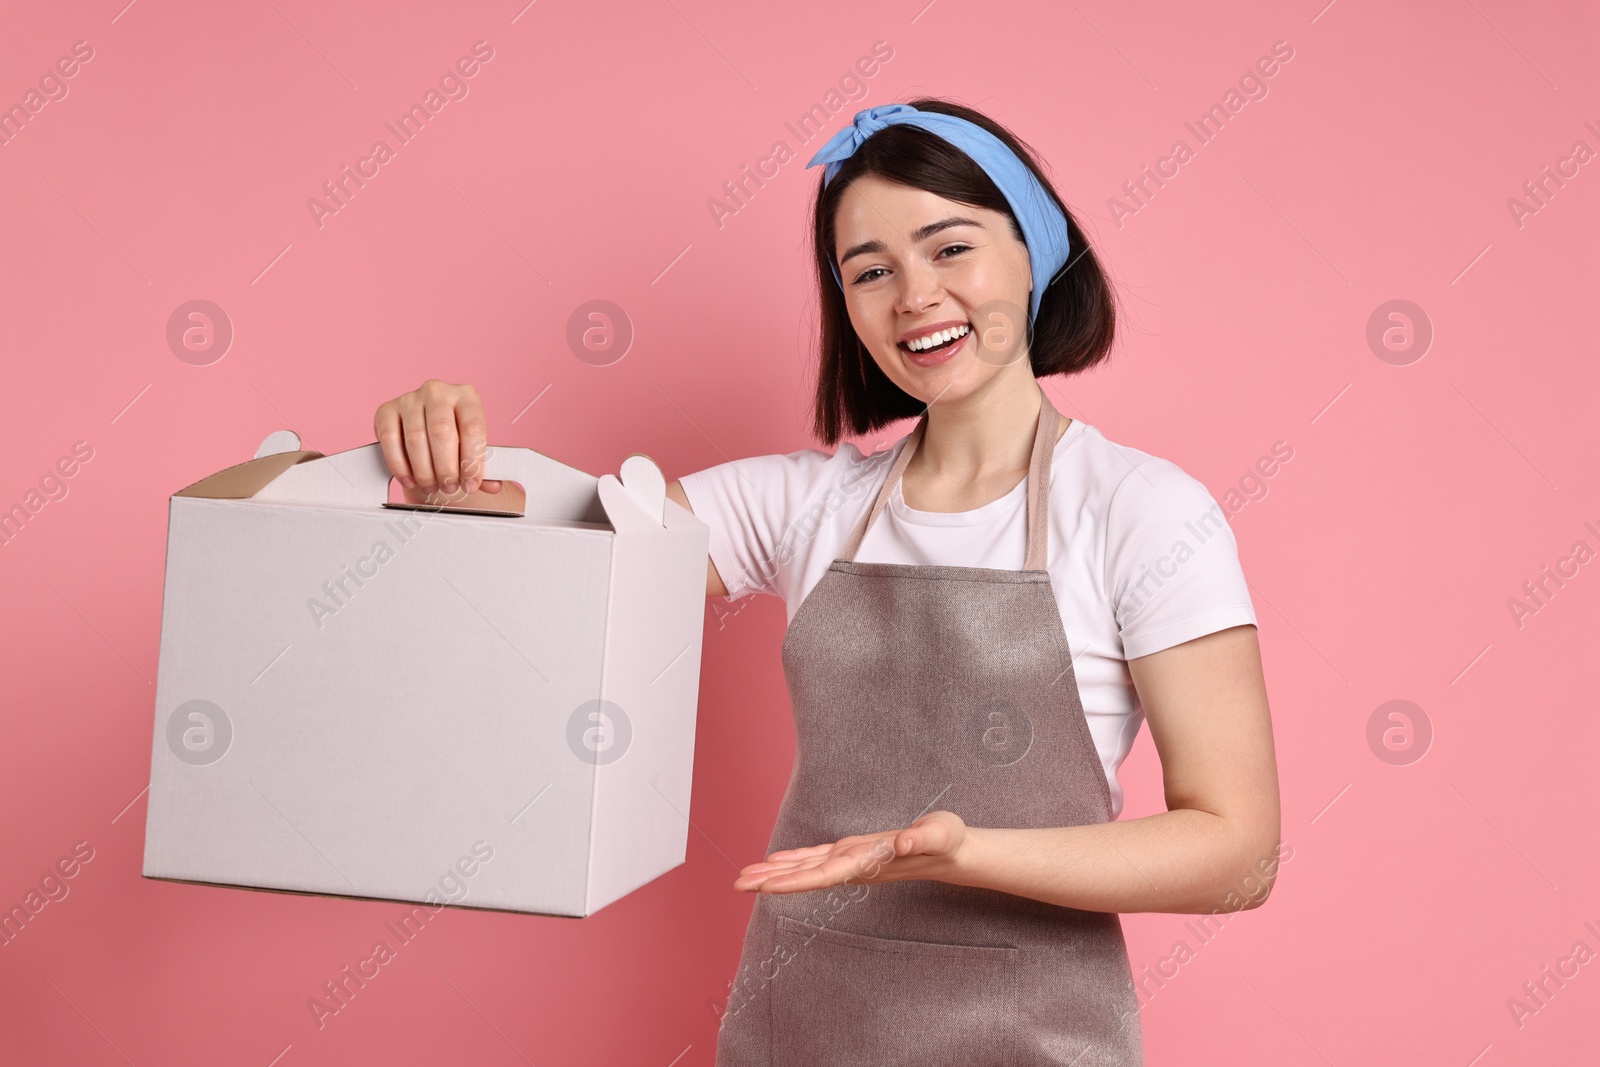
[373,379,518,508]
[375,378,726,597]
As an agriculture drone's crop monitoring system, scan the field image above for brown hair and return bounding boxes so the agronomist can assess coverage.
[807,97,1118,446]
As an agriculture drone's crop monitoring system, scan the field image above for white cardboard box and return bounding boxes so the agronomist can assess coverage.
[142,432,709,917]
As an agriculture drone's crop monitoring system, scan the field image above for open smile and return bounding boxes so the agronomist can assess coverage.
[899,323,972,367]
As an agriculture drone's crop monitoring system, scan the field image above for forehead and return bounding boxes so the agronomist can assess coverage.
[833,175,997,240]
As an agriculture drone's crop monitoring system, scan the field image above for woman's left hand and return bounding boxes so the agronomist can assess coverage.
[733,810,970,894]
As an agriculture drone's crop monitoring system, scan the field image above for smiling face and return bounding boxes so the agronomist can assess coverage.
[831,173,1036,407]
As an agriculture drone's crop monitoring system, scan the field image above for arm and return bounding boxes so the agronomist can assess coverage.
[945,624,1281,913]
[736,624,1283,914]
[667,479,730,599]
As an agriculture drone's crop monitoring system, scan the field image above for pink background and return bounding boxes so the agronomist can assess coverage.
[2,0,1597,1062]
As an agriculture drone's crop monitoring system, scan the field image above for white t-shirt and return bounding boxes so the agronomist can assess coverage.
[677,416,1258,819]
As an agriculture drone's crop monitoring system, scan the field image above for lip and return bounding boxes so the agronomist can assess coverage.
[904,326,971,368]
[897,320,970,347]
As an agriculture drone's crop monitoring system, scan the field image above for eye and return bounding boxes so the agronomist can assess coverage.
[850,244,973,285]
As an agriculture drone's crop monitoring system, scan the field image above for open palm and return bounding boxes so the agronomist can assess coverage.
[733,810,968,894]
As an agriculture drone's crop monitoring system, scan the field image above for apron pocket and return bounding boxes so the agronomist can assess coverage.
[771,915,1020,1067]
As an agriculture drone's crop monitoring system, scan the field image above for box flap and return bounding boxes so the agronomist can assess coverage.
[175,450,326,500]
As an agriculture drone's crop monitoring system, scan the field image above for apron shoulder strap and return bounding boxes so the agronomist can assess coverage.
[1023,391,1060,572]
[839,389,1063,571]
[839,415,926,563]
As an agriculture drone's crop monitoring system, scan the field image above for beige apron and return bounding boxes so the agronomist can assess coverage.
[715,390,1143,1066]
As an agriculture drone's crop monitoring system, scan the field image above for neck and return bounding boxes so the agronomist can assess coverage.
[915,368,1050,481]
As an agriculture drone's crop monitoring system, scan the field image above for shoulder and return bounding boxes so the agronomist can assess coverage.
[679,437,896,506]
[1053,421,1220,524]
[1062,424,1255,655]
[675,433,904,602]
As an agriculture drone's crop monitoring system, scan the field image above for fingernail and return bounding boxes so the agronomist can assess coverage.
[399,475,414,488]
[444,479,458,494]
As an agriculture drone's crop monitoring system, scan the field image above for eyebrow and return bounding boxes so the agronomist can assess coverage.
[838,216,986,270]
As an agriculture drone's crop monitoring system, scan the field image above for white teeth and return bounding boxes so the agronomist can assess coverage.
[906,324,970,352]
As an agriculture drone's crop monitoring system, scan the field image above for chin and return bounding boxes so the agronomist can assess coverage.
[915,361,1025,411]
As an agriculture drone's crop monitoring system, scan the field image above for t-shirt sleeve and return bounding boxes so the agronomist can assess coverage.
[1103,459,1258,660]
[676,446,845,603]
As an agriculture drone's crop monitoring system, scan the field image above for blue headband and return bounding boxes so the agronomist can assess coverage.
[805,103,1072,326]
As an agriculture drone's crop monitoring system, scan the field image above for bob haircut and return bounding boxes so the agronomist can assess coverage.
[807,97,1118,447]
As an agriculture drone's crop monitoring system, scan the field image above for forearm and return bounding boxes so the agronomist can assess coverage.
[944,808,1276,915]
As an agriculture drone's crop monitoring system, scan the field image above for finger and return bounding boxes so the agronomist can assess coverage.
[899,820,952,855]
[767,832,887,860]
[754,867,849,894]
[455,392,490,495]
[373,401,415,489]
[913,809,961,830]
[757,847,890,882]
[739,857,818,878]
[733,863,815,890]
[765,843,834,861]
[427,393,463,498]
[399,399,438,497]
[744,848,897,892]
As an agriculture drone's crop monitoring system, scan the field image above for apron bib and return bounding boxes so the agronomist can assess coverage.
[715,390,1144,1066]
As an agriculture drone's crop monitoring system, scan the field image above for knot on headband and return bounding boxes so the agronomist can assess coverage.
[809,103,922,165]
[804,103,1072,326]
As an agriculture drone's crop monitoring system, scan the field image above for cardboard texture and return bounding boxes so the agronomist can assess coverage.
[142,432,710,917]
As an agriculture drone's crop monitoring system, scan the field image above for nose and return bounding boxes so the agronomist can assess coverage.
[892,251,943,316]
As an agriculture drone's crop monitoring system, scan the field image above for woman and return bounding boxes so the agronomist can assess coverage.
[373,99,1280,1066]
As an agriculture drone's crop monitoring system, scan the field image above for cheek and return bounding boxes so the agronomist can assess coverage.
[861,335,917,393]
[845,302,894,357]
[955,245,1028,293]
